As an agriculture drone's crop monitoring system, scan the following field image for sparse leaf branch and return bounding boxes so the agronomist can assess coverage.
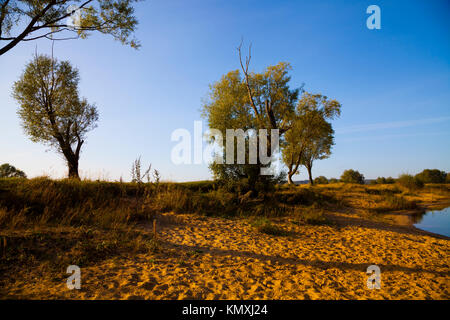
[0,0,142,55]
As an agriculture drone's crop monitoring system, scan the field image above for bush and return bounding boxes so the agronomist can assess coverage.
[328,178,339,183]
[374,176,395,184]
[447,173,450,184]
[397,174,424,191]
[415,169,447,184]
[250,217,287,236]
[314,176,328,185]
[340,169,365,184]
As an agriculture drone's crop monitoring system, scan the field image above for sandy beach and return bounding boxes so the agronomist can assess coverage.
[2,209,448,300]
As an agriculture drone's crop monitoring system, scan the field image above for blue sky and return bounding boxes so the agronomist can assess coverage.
[1,0,449,181]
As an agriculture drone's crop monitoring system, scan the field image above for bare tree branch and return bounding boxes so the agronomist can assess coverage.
[237,40,262,124]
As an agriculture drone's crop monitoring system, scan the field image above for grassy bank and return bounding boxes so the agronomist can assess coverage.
[1,177,449,229]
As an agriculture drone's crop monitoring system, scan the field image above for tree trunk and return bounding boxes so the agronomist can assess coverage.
[287,172,294,184]
[307,165,313,185]
[67,156,80,179]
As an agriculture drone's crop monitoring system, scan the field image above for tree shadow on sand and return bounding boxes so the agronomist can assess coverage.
[164,241,449,277]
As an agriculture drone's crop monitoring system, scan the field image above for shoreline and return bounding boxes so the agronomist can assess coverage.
[380,199,450,240]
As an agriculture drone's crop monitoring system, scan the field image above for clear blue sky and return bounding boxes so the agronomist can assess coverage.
[1,0,449,181]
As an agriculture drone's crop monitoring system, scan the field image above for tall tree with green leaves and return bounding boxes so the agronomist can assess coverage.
[12,54,98,179]
[282,92,341,184]
[300,120,334,185]
[0,0,143,56]
[201,45,300,190]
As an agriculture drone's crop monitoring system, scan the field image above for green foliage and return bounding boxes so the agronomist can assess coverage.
[340,169,365,184]
[282,92,341,184]
[12,54,98,178]
[374,177,396,184]
[0,0,143,55]
[415,169,447,184]
[314,176,328,184]
[201,62,298,190]
[397,174,424,191]
[328,178,339,183]
[0,163,26,178]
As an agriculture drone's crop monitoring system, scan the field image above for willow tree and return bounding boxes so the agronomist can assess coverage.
[300,119,334,185]
[0,0,143,56]
[12,54,98,179]
[282,92,341,184]
[201,45,299,190]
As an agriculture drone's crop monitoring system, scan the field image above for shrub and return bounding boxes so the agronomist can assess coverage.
[250,217,287,236]
[374,176,395,184]
[385,177,396,184]
[314,176,328,185]
[397,174,424,191]
[328,178,339,183]
[415,169,447,184]
[340,169,365,184]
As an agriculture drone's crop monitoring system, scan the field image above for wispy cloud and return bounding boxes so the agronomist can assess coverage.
[336,116,450,134]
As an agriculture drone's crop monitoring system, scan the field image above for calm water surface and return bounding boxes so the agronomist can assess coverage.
[413,206,450,237]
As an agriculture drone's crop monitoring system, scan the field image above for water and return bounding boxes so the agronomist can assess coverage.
[413,206,450,237]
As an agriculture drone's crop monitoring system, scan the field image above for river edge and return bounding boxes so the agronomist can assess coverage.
[382,199,450,240]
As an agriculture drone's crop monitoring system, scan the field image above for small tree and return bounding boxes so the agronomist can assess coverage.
[340,169,365,184]
[415,169,446,184]
[12,54,98,179]
[282,92,341,185]
[0,163,27,178]
[397,174,424,191]
[314,176,328,185]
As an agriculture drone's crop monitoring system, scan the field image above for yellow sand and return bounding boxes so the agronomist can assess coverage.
[4,211,449,300]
